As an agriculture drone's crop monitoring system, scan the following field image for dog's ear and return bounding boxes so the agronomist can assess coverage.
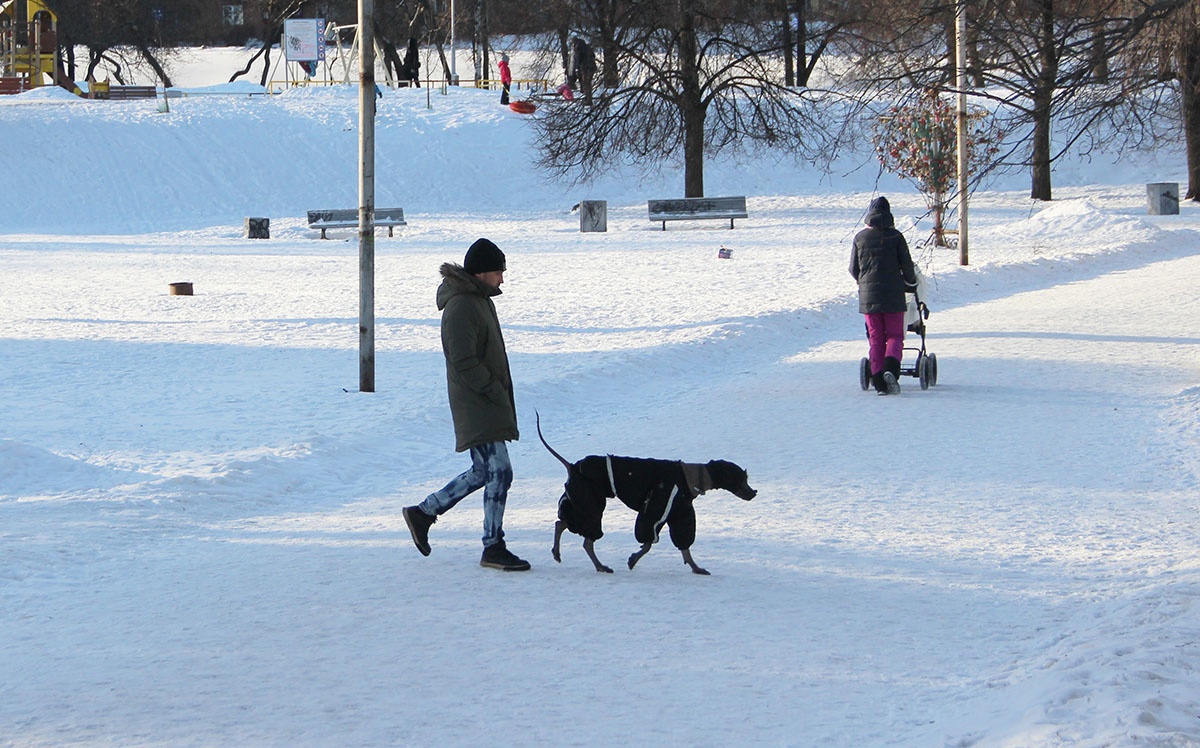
[706,460,757,500]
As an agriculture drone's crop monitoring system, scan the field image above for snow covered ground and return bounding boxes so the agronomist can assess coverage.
[1,50,1198,747]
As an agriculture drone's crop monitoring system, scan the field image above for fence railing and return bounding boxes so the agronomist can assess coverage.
[265,77,550,95]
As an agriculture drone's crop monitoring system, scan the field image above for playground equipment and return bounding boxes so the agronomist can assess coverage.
[268,20,396,92]
[0,0,78,94]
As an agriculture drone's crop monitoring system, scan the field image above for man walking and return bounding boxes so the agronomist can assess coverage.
[404,238,530,571]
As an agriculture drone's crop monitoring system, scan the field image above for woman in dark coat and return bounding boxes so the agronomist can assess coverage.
[850,196,917,395]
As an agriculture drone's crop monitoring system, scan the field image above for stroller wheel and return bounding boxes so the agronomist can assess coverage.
[859,357,871,391]
[927,352,938,386]
[918,354,931,390]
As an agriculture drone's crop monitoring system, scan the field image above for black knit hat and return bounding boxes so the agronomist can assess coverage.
[464,238,506,274]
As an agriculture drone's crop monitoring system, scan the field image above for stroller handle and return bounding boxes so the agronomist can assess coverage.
[907,287,930,319]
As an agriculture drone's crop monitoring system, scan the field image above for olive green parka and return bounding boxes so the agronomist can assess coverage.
[436,263,519,451]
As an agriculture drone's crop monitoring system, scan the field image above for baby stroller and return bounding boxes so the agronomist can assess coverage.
[858,288,939,391]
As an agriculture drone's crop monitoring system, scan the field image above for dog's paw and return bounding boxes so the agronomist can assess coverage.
[597,564,614,574]
[690,565,711,576]
[552,547,561,563]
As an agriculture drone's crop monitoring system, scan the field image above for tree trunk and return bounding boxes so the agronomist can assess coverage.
[967,23,984,87]
[1030,0,1057,201]
[682,104,706,197]
[136,42,173,87]
[782,0,794,87]
[433,41,451,82]
[932,190,947,246]
[230,41,268,83]
[475,0,488,84]
[1030,94,1054,200]
[259,42,272,87]
[381,38,402,82]
[1180,36,1200,200]
[61,33,76,80]
[600,0,619,88]
[678,0,705,197]
[795,0,809,87]
[85,47,108,82]
[1090,24,1109,84]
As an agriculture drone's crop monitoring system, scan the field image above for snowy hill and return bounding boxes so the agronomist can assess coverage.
[1,51,1198,748]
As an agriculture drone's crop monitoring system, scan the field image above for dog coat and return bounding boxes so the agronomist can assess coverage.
[557,455,701,550]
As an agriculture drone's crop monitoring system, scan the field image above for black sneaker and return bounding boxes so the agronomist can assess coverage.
[480,541,531,572]
[403,506,436,556]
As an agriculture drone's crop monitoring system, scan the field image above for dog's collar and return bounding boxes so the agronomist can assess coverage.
[681,462,712,498]
[605,455,617,496]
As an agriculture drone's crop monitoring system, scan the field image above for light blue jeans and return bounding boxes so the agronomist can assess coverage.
[419,441,512,547]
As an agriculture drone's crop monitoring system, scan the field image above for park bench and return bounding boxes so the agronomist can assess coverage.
[106,85,158,100]
[647,196,748,230]
[0,77,27,95]
[307,208,407,239]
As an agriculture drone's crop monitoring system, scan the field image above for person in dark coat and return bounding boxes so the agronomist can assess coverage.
[402,37,421,87]
[567,36,596,104]
[850,196,917,395]
[403,238,530,571]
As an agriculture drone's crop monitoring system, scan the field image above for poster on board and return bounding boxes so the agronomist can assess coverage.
[283,19,326,62]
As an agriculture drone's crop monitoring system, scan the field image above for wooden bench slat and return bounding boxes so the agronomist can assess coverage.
[307,208,407,239]
[0,77,28,95]
[106,86,158,100]
[648,196,747,230]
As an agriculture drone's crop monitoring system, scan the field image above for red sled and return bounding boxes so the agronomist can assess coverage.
[509,100,537,114]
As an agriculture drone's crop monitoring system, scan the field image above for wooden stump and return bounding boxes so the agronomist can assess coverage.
[169,282,193,296]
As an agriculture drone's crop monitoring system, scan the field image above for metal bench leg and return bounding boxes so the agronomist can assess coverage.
[388,226,394,237]
[320,228,328,239]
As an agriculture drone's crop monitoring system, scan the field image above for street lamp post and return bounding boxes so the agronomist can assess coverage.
[955,0,970,266]
[358,0,376,391]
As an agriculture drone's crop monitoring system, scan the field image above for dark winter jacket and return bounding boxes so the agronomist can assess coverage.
[568,38,596,82]
[403,38,420,82]
[849,197,917,314]
[436,263,518,451]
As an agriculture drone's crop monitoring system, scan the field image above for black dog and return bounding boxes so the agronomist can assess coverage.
[537,414,756,575]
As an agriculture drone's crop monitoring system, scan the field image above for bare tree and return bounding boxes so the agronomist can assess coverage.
[1116,0,1200,200]
[230,0,306,86]
[778,0,846,87]
[836,0,1180,201]
[533,0,834,197]
[53,0,204,85]
[375,0,433,82]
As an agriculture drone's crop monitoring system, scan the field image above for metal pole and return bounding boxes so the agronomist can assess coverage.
[358,0,376,392]
[955,0,970,266]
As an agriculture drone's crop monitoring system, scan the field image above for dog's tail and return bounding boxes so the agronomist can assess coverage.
[535,410,573,471]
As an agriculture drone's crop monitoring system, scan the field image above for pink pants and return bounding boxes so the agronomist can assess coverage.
[865,312,905,374]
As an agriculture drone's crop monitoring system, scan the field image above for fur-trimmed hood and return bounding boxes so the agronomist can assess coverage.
[437,262,501,311]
